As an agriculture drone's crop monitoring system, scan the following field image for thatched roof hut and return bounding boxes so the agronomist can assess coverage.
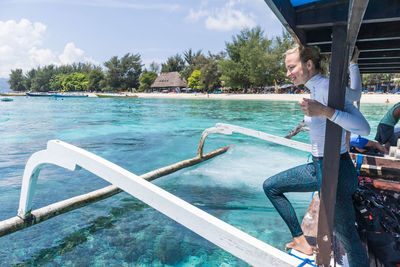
[150,72,187,91]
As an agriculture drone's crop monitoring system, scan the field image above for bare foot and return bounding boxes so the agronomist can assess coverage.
[285,235,314,256]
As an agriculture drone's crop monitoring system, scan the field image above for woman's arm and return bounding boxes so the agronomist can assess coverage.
[346,63,362,102]
[346,47,362,102]
[365,140,388,154]
[298,98,370,136]
[330,101,370,136]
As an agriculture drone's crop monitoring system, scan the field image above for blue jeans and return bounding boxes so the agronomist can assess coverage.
[263,155,368,267]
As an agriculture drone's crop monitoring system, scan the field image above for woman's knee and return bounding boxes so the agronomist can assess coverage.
[263,178,277,197]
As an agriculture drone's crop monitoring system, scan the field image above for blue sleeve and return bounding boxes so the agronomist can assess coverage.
[350,135,368,149]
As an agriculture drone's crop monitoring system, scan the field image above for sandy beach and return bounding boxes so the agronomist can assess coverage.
[136,92,400,104]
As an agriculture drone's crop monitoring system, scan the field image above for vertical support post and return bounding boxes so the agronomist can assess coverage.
[316,25,349,266]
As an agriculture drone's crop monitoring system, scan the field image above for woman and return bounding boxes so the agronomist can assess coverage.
[263,45,370,267]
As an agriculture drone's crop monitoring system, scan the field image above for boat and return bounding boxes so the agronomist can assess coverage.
[0,124,312,267]
[0,93,26,96]
[26,92,91,98]
[1,98,13,102]
[96,92,138,98]
[2,123,397,266]
[26,92,53,97]
[52,93,89,98]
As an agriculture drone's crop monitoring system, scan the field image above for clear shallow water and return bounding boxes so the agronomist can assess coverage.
[0,96,388,266]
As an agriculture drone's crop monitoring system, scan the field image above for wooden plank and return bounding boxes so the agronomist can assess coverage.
[359,50,400,58]
[301,193,348,265]
[358,61,400,65]
[347,0,370,59]
[296,1,349,28]
[359,57,400,62]
[263,0,306,44]
[317,24,349,266]
[318,39,400,53]
[359,66,400,70]
[296,0,400,28]
[306,21,400,45]
[360,69,400,73]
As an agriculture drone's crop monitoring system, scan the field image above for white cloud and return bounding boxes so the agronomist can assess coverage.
[59,42,84,64]
[205,8,256,31]
[0,19,96,78]
[186,0,256,31]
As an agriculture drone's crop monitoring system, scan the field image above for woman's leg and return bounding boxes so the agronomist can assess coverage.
[263,162,318,238]
[334,158,369,267]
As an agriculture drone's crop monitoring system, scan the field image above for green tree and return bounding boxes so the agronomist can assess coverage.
[394,74,400,87]
[139,70,158,91]
[271,31,295,83]
[88,69,105,91]
[30,65,56,92]
[363,74,394,86]
[23,69,36,91]
[104,53,142,91]
[218,27,279,91]
[161,54,185,73]
[181,51,206,81]
[188,70,201,89]
[120,53,143,91]
[9,69,26,91]
[149,61,161,74]
[61,72,88,91]
[104,56,121,90]
[49,73,66,91]
[199,53,222,91]
[183,49,203,66]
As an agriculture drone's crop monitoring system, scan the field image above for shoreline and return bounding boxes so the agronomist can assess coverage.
[135,93,399,104]
[3,92,398,104]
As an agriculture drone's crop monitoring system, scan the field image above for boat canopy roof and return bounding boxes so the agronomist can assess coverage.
[265,0,400,73]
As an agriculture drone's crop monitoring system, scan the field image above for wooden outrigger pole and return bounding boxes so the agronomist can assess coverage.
[0,142,230,237]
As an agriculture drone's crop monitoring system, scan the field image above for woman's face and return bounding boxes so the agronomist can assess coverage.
[285,52,314,86]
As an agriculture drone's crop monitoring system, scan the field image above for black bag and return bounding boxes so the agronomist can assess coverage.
[353,186,400,267]
[365,231,400,267]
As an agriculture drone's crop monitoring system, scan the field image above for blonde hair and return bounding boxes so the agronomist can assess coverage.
[286,45,329,76]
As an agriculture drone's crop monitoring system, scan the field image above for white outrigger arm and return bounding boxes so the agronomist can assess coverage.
[198,123,312,156]
[16,139,303,267]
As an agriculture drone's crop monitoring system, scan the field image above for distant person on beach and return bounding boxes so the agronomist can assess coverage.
[375,102,400,151]
[349,133,388,155]
[263,45,370,266]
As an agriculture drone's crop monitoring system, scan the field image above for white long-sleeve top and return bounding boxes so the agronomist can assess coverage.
[346,63,362,102]
[304,72,370,157]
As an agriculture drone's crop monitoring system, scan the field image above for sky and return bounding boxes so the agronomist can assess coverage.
[0,0,285,79]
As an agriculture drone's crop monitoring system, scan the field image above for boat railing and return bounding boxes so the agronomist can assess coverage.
[1,136,304,266]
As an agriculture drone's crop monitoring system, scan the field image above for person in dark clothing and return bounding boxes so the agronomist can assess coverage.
[350,133,388,155]
[375,102,400,151]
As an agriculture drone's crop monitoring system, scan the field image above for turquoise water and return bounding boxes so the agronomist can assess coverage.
[0,96,389,266]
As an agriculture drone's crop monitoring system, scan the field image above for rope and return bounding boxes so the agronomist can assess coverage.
[289,252,317,267]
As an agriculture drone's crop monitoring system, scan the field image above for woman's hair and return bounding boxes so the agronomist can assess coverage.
[286,45,329,75]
